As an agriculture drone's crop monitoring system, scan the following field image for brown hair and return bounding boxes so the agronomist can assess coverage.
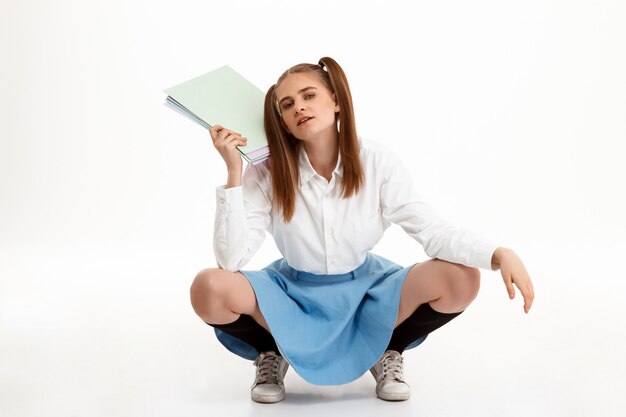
[263,56,364,223]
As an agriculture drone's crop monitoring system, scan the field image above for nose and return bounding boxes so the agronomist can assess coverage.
[294,98,306,112]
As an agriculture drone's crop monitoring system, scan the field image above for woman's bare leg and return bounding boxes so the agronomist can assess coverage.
[394,259,481,328]
[190,268,271,332]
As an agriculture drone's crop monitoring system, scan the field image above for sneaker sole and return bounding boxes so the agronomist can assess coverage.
[251,392,285,403]
[376,390,410,401]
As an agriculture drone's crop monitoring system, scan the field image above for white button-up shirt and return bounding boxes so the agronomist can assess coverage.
[214,136,499,275]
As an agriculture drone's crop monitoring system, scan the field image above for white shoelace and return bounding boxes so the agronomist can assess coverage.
[379,350,405,382]
[253,351,282,385]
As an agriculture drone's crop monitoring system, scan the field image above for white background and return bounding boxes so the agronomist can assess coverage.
[1,0,625,416]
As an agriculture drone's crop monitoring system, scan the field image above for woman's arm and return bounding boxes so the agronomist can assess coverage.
[377,143,498,270]
[213,162,272,272]
[226,166,242,189]
[491,247,535,314]
[377,143,535,314]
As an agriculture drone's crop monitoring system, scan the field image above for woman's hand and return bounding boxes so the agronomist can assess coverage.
[492,247,535,314]
[209,124,248,173]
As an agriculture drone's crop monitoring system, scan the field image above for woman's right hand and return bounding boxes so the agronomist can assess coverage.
[209,124,248,173]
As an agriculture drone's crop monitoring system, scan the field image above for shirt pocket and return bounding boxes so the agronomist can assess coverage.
[352,208,384,252]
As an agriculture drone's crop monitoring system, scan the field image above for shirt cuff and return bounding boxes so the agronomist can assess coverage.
[474,239,501,271]
[216,185,244,211]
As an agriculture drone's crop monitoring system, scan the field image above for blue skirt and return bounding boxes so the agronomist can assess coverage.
[213,251,428,385]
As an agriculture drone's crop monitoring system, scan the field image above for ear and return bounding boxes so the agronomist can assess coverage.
[332,93,340,113]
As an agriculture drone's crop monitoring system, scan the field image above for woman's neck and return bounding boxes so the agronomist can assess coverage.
[302,130,339,181]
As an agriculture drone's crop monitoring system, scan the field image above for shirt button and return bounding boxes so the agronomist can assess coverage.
[330,260,336,266]
[218,197,225,204]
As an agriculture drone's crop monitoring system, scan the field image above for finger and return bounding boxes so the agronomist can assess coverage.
[525,283,535,312]
[504,272,515,299]
[217,130,237,144]
[519,283,534,313]
[213,125,236,137]
[223,133,247,146]
[210,124,223,133]
[222,133,245,144]
[522,290,534,313]
[222,136,247,149]
[210,125,225,142]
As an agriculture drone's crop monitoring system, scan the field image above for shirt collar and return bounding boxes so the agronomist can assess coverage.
[298,142,344,186]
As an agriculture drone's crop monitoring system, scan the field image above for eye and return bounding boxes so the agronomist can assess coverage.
[281,93,314,110]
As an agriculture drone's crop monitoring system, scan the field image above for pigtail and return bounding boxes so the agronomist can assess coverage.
[318,57,364,197]
[264,83,300,222]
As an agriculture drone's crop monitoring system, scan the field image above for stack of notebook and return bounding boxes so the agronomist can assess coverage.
[163,65,270,165]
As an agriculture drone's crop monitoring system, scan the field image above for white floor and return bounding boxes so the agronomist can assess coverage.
[2,239,624,417]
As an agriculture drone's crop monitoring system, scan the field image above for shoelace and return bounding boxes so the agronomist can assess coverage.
[253,351,282,385]
[379,351,405,382]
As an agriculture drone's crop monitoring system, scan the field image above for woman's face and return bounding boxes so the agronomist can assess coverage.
[275,71,340,141]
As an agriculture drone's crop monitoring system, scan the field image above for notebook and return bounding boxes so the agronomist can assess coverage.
[163,65,269,164]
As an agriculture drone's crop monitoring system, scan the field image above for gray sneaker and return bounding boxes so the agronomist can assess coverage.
[251,351,289,403]
[369,350,410,401]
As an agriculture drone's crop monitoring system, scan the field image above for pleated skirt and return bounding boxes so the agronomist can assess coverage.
[213,251,428,385]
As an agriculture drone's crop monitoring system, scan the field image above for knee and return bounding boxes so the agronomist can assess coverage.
[461,266,481,302]
[447,264,480,306]
[189,268,228,320]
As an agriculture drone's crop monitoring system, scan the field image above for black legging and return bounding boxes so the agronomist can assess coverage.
[206,301,463,357]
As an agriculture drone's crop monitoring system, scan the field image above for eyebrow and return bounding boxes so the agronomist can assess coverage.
[278,86,318,105]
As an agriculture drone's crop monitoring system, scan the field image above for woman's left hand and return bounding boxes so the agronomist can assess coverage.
[492,248,535,314]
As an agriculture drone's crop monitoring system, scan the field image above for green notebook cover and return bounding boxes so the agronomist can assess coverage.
[164,65,269,158]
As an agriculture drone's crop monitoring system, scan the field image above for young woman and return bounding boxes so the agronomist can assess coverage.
[190,57,535,403]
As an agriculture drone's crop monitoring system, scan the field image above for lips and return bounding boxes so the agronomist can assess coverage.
[297,117,314,126]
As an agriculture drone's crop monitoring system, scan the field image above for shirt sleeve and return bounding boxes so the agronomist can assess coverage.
[213,162,272,272]
[378,146,499,271]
